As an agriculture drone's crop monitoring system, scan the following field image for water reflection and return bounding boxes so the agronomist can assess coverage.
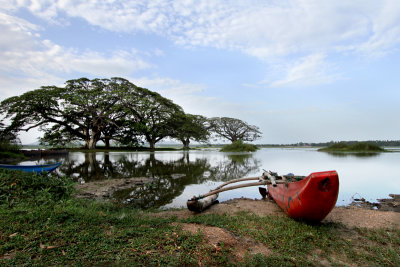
[216,154,260,180]
[322,152,381,158]
[19,148,400,210]
[54,151,260,209]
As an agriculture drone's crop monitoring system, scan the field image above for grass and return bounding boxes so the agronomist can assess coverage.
[1,169,399,266]
[0,140,26,162]
[220,140,259,152]
[318,142,386,152]
[0,151,26,160]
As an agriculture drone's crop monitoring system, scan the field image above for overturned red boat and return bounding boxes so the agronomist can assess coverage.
[267,171,339,222]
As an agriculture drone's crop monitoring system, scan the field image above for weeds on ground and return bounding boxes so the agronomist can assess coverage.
[1,169,399,266]
[182,212,400,266]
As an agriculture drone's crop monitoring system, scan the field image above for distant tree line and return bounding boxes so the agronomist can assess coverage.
[261,140,400,147]
[0,77,262,150]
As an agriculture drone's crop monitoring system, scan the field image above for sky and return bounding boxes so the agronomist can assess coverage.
[1,0,400,144]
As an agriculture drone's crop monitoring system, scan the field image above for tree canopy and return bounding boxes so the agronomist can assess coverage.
[119,87,184,149]
[209,117,262,143]
[172,114,210,149]
[0,78,263,150]
[0,78,186,149]
[0,78,129,149]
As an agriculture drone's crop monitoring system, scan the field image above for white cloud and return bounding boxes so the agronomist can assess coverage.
[0,12,41,50]
[4,0,399,89]
[133,77,205,95]
[0,11,153,98]
[268,53,338,87]
[356,1,400,57]
[131,76,251,119]
[6,0,400,59]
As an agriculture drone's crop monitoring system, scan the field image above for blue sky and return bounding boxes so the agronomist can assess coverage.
[1,0,400,144]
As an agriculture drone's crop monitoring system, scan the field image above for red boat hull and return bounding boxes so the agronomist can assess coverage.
[267,171,339,222]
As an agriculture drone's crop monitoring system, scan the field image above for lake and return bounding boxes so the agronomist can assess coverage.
[21,148,400,209]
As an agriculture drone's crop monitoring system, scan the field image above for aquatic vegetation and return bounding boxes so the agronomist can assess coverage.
[220,140,259,152]
[318,142,386,152]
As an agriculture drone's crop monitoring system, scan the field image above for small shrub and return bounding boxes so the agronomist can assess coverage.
[350,142,384,151]
[319,142,385,152]
[0,138,21,152]
[220,140,258,152]
[327,142,349,150]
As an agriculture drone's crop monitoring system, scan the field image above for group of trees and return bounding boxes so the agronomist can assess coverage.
[0,122,21,152]
[0,77,262,150]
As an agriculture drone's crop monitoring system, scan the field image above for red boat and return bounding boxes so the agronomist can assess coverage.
[267,171,339,222]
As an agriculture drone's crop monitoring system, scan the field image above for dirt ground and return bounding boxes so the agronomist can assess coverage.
[159,198,400,230]
[75,180,400,229]
[160,198,400,264]
[173,221,271,262]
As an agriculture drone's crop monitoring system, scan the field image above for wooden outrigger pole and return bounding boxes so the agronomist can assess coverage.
[187,171,286,212]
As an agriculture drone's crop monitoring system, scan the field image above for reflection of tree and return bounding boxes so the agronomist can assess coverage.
[58,153,121,180]
[208,154,260,181]
[113,152,212,209]
[47,151,260,209]
[325,152,381,158]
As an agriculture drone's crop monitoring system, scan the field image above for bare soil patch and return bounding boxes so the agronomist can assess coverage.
[159,198,400,229]
[173,222,270,261]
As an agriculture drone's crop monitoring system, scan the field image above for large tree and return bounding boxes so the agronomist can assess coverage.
[172,113,210,149]
[0,77,200,150]
[209,117,262,143]
[120,87,184,150]
[0,78,127,149]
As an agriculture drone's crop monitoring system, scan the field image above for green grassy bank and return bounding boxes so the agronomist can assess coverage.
[1,170,399,266]
[220,140,259,152]
[318,142,386,152]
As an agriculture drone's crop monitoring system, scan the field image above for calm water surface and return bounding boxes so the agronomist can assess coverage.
[21,148,400,209]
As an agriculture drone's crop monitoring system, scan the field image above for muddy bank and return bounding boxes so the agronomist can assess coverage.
[349,194,400,212]
[74,177,151,200]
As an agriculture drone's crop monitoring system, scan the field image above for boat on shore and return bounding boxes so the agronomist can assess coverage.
[187,170,339,222]
[267,171,339,221]
[0,162,62,174]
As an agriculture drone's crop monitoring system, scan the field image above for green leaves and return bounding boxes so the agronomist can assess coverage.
[171,113,210,149]
[0,77,186,149]
[209,117,262,143]
[0,77,263,150]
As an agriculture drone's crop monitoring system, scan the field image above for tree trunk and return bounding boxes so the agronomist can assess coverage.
[149,140,155,150]
[88,130,100,149]
[84,139,90,149]
[88,138,97,149]
[182,138,190,150]
[104,138,110,148]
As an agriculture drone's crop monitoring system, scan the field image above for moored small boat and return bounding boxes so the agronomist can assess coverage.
[267,171,339,222]
[187,170,339,221]
[0,162,62,174]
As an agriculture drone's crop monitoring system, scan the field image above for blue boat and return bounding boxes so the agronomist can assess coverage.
[0,162,62,174]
